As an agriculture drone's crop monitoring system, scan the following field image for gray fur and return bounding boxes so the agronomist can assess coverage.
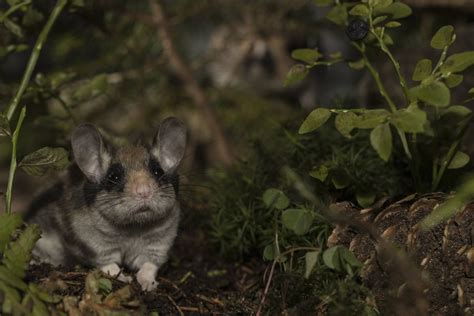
[25,117,187,291]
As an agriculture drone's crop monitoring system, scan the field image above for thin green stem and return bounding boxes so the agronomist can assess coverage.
[5,107,26,214]
[432,46,449,75]
[6,0,68,121]
[356,45,397,112]
[432,115,472,191]
[354,43,413,160]
[0,0,31,22]
[368,7,410,103]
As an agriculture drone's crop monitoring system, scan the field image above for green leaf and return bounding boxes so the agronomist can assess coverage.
[431,25,454,49]
[309,165,329,182]
[0,113,11,137]
[322,246,341,270]
[291,48,322,64]
[0,213,22,252]
[281,209,313,235]
[0,266,27,290]
[356,191,376,208]
[3,225,41,279]
[284,64,308,86]
[410,81,451,107]
[331,172,350,189]
[370,123,392,162]
[385,21,401,28]
[263,244,275,260]
[412,59,432,81]
[326,5,348,26]
[447,151,470,169]
[305,251,319,279]
[19,147,69,176]
[383,33,394,46]
[262,188,289,210]
[73,74,109,102]
[391,103,428,133]
[339,247,362,268]
[98,278,113,294]
[349,4,369,17]
[441,105,471,118]
[335,111,358,138]
[50,72,76,90]
[314,0,332,6]
[445,74,463,88]
[373,0,393,9]
[441,51,474,74]
[374,2,412,19]
[356,109,390,129]
[0,282,21,314]
[372,15,388,25]
[348,59,365,70]
[299,108,331,134]
[4,18,23,37]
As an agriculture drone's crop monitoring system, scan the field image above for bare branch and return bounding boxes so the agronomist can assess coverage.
[149,0,235,167]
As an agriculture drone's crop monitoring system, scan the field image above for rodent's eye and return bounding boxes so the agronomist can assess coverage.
[149,159,164,179]
[105,164,124,184]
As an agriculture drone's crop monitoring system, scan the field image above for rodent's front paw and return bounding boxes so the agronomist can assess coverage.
[136,262,159,292]
[137,275,158,291]
[100,263,132,283]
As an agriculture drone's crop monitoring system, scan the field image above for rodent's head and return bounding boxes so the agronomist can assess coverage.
[71,117,187,227]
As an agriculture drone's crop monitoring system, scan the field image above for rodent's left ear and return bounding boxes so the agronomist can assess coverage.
[71,123,111,183]
[151,117,187,172]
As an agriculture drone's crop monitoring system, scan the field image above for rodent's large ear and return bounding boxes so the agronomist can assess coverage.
[151,117,187,172]
[71,124,111,183]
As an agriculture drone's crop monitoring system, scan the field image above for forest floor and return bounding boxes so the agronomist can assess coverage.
[25,222,265,315]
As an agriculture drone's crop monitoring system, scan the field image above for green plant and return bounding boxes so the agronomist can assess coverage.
[0,1,73,314]
[0,213,60,314]
[288,0,474,193]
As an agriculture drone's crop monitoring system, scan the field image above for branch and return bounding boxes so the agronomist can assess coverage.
[149,0,234,167]
[6,0,68,121]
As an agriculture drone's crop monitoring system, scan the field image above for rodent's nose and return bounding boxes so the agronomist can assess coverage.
[134,182,153,199]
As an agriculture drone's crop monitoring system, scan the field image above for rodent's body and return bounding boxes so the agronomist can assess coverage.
[25,118,187,291]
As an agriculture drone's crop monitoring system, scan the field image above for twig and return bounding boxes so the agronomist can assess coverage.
[167,295,184,316]
[6,0,67,121]
[195,294,225,307]
[148,0,234,167]
[178,306,200,312]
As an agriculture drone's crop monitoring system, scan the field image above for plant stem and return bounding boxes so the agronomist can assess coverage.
[5,107,26,214]
[368,8,410,103]
[0,0,31,22]
[432,114,472,191]
[5,0,68,121]
[355,44,413,160]
[432,45,449,74]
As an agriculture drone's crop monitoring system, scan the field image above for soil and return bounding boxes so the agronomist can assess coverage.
[25,225,265,315]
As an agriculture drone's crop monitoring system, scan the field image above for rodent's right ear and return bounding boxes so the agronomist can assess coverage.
[71,124,111,183]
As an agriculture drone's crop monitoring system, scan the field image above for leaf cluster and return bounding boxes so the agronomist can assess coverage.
[0,214,60,315]
[288,0,474,194]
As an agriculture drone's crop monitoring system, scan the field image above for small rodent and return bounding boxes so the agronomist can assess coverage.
[24,117,187,291]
